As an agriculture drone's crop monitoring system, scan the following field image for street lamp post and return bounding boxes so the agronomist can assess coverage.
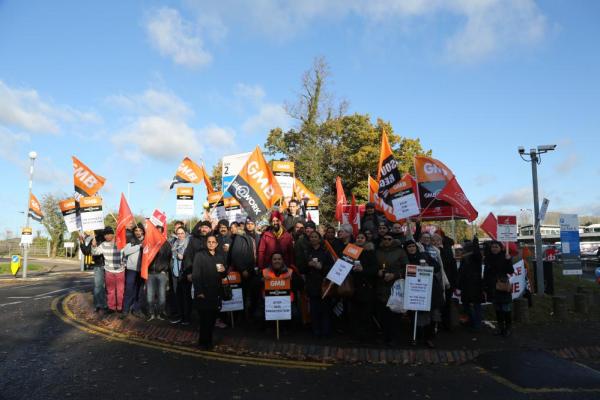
[518,144,556,295]
[22,151,37,279]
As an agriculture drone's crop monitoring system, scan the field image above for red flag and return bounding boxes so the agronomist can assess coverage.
[116,193,134,250]
[480,212,498,239]
[335,176,347,223]
[436,177,478,222]
[140,221,166,280]
[479,212,518,256]
[349,194,359,237]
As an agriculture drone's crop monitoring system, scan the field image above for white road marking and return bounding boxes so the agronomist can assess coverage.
[0,301,23,307]
[7,296,33,299]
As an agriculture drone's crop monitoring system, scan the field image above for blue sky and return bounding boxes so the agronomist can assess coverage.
[1,0,599,237]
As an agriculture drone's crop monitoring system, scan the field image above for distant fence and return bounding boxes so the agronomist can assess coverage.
[0,239,79,258]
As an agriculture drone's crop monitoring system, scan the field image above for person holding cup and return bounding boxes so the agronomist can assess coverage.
[188,234,227,350]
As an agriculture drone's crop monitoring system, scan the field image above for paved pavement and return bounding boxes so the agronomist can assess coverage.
[2,276,600,399]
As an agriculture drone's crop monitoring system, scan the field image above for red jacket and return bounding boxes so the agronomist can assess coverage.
[257,229,295,271]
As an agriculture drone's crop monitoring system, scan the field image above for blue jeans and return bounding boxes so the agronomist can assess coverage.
[463,302,482,329]
[93,267,107,309]
[146,272,168,315]
[123,269,141,313]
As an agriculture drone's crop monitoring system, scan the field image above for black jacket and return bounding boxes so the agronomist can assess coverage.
[192,250,227,310]
[350,243,378,303]
[227,233,257,273]
[483,251,514,304]
[301,244,334,298]
[457,238,484,304]
[148,241,172,274]
[183,221,208,275]
[284,213,305,232]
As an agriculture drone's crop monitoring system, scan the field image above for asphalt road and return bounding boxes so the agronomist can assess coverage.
[1,275,600,400]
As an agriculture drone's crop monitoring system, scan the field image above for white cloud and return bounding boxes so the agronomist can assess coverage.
[483,186,532,207]
[146,7,212,68]
[0,127,29,162]
[186,0,547,63]
[114,116,203,162]
[554,153,580,174]
[234,83,266,105]
[107,89,192,119]
[200,124,235,147]
[242,103,291,135]
[0,80,99,134]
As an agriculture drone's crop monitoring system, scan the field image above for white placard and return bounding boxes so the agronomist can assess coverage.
[391,192,420,220]
[403,264,434,311]
[20,230,33,246]
[80,200,105,231]
[325,258,354,286]
[64,242,75,249]
[539,198,550,223]
[222,152,252,198]
[265,295,291,321]
[221,288,244,312]
[176,199,194,216]
[497,215,518,242]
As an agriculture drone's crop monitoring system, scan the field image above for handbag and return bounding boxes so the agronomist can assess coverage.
[495,278,512,293]
[386,279,406,314]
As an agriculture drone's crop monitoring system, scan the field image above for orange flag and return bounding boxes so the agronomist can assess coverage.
[202,164,215,193]
[335,176,346,223]
[140,221,166,280]
[116,193,134,250]
[170,157,204,189]
[72,156,106,198]
[349,194,359,236]
[28,193,44,222]
[226,146,283,219]
[376,129,402,205]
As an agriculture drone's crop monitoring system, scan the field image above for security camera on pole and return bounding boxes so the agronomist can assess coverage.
[22,151,37,279]
[517,144,557,295]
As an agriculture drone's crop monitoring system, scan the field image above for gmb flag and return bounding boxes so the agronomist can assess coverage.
[170,157,204,189]
[72,156,106,199]
[226,146,283,219]
[28,193,44,222]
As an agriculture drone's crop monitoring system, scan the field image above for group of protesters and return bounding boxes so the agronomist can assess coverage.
[80,199,517,350]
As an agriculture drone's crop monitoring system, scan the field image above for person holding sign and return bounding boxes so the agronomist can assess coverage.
[403,240,444,348]
[188,235,227,350]
[261,252,304,328]
[375,234,408,345]
[301,231,334,337]
[350,232,378,343]
[483,241,514,337]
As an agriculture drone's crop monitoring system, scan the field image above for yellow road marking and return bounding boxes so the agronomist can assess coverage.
[475,366,600,393]
[52,293,330,370]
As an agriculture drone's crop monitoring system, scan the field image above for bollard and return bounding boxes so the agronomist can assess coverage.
[573,293,589,314]
[513,298,530,323]
[552,296,567,320]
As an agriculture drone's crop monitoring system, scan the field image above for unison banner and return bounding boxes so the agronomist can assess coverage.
[79,196,105,231]
[226,147,283,219]
[59,198,80,233]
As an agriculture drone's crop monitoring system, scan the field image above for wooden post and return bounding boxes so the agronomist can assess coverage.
[321,281,334,299]
[412,311,418,342]
[276,320,280,340]
[230,311,235,328]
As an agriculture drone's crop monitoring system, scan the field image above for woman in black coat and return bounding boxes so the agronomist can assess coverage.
[403,240,444,348]
[350,232,378,342]
[483,240,515,337]
[301,231,334,337]
[456,237,483,330]
[188,234,227,349]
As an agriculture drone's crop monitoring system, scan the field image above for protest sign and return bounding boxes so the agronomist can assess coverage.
[403,264,434,311]
[20,227,33,246]
[271,161,295,202]
[208,191,227,221]
[326,258,354,286]
[222,152,252,199]
[391,187,420,220]
[221,272,244,312]
[224,197,247,224]
[509,259,528,299]
[497,215,518,242]
[79,196,104,231]
[264,272,292,321]
[175,187,194,216]
[59,198,80,233]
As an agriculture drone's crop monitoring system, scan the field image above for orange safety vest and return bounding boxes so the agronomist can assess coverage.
[262,268,294,302]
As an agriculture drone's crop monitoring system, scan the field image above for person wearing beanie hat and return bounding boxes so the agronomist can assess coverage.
[257,210,295,271]
[92,225,124,314]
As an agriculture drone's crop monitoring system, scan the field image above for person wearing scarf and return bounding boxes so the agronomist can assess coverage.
[170,226,191,325]
[403,239,445,348]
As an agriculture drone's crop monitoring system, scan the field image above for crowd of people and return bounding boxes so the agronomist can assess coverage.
[80,200,518,350]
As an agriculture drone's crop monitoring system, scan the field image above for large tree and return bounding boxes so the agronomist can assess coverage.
[40,193,67,257]
[265,58,431,222]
